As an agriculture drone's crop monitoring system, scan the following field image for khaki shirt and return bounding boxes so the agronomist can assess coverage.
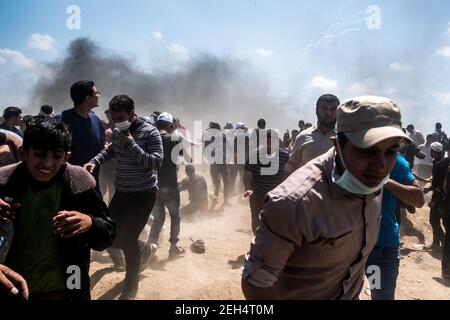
[243,148,382,300]
[284,124,335,176]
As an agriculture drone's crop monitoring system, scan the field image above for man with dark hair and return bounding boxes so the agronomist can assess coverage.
[284,94,340,177]
[424,142,450,278]
[203,122,231,208]
[1,106,23,137]
[416,134,434,183]
[146,112,187,259]
[243,129,289,234]
[398,134,425,169]
[242,95,410,300]
[179,165,208,215]
[85,95,163,300]
[39,105,54,117]
[365,153,424,300]
[231,122,250,194]
[0,116,115,300]
[424,142,446,251]
[433,122,449,151]
[406,124,424,146]
[257,119,266,130]
[57,80,105,187]
[298,120,305,132]
[431,148,450,279]
[249,119,267,151]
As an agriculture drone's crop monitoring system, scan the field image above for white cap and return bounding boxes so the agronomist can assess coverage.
[236,122,246,129]
[157,112,173,124]
[430,142,444,152]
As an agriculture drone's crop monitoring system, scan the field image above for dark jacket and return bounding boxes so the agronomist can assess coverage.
[431,157,450,207]
[0,162,115,300]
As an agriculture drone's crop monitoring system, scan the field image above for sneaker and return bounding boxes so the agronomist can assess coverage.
[119,279,139,300]
[169,245,185,258]
[141,243,158,269]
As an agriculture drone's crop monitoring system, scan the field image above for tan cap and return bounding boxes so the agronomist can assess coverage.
[337,95,411,148]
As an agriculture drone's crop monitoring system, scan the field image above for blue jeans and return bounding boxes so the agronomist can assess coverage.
[365,246,400,300]
[148,187,181,246]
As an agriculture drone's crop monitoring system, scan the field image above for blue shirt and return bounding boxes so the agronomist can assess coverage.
[57,109,105,166]
[376,153,415,247]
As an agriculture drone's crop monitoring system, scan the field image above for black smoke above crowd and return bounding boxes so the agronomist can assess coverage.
[32,38,293,129]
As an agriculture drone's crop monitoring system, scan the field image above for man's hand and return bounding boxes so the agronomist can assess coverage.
[119,131,134,147]
[6,138,21,160]
[83,163,96,174]
[0,264,29,300]
[53,211,93,239]
[0,198,20,224]
[243,190,253,198]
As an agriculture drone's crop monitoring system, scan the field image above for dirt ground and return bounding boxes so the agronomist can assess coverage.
[90,168,450,300]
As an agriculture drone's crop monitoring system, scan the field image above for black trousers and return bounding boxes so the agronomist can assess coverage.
[430,205,445,245]
[210,164,229,201]
[249,191,266,234]
[107,189,157,281]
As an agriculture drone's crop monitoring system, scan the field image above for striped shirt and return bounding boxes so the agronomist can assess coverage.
[90,118,163,193]
[245,146,289,194]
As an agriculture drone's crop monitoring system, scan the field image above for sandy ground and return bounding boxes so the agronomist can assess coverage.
[90,170,450,300]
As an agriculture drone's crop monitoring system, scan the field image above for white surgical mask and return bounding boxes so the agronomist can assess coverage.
[333,139,389,195]
[115,120,131,132]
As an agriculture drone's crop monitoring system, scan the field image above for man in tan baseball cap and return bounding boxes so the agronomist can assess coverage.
[337,95,410,149]
[242,95,410,300]
[334,95,411,192]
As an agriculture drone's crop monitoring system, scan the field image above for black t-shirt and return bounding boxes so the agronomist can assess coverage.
[158,132,183,187]
[245,146,289,194]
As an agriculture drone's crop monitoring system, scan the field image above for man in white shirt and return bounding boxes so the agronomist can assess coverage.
[416,134,434,184]
[407,124,425,146]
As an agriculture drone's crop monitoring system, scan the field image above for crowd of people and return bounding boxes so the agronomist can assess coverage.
[0,80,449,301]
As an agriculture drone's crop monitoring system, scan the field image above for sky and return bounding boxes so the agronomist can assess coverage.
[1,0,450,134]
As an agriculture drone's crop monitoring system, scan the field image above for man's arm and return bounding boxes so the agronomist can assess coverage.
[284,137,303,178]
[91,141,115,166]
[384,179,425,208]
[126,129,163,171]
[242,277,279,300]
[413,172,431,184]
[241,196,300,300]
